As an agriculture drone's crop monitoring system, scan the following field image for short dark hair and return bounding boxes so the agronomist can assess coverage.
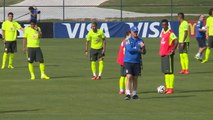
[8,12,14,16]
[91,21,97,26]
[209,8,213,16]
[29,6,34,10]
[161,19,169,25]
[178,12,184,19]
[30,20,37,24]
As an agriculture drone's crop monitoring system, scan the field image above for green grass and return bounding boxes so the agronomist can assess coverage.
[0,38,213,120]
[0,0,24,6]
[100,0,212,14]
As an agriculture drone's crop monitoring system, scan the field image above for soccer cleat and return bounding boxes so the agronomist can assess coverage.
[201,60,208,63]
[178,70,185,74]
[1,65,5,69]
[165,89,174,94]
[8,65,14,69]
[41,74,50,80]
[91,76,97,80]
[184,70,190,75]
[132,95,139,100]
[96,76,101,80]
[119,91,125,94]
[165,88,170,93]
[31,75,35,80]
[124,95,131,100]
[195,55,202,61]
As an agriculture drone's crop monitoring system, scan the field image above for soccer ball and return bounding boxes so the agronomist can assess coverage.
[157,85,166,94]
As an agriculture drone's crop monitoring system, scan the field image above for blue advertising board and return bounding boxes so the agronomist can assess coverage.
[54,21,179,38]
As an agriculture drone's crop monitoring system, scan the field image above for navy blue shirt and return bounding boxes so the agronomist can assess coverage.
[196,20,206,38]
[30,10,37,22]
[124,36,144,63]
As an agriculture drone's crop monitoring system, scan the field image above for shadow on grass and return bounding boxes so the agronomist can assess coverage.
[177,89,213,93]
[0,108,42,114]
[15,64,60,68]
[51,75,83,79]
[190,71,213,74]
[143,95,195,99]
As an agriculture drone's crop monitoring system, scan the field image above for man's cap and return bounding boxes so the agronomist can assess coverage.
[130,26,138,32]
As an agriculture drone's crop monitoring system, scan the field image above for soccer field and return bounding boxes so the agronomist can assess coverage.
[0,38,213,120]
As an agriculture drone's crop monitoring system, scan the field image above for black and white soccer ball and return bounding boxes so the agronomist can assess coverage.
[157,85,166,94]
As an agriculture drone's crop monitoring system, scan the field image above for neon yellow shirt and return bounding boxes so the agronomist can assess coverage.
[86,29,105,49]
[24,26,41,48]
[206,16,213,36]
[178,20,190,43]
[1,20,21,41]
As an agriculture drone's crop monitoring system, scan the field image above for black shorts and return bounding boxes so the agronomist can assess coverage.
[196,37,206,48]
[90,48,104,61]
[179,42,189,53]
[120,65,126,77]
[124,62,141,76]
[161,55,174,74]
[27,47,44,63]
[208,36,213,48]
[4,41,17,53]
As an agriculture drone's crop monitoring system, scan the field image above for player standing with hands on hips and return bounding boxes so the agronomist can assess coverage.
[124,26,146,100]
[85,22,106,80]
[160,19,178,94]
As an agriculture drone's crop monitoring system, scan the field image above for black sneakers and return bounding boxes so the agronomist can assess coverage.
[132,95,139,100]
[124,95,131,100]
[125,95,139,100]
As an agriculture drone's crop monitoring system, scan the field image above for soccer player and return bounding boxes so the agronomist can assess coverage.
[202,8,213,63]
[195,15,206,61]
[177,12,190,74]
[1,12,24,69]
[124,26,146,100]
[85,22,106,80]
[160,19,178,94]
[117,31,131,94]
[22,20,50,80]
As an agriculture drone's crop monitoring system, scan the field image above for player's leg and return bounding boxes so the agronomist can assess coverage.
[97,48,104,79]
[8,41,17,68]
[183,43,189,74]
[202,36,213,63]
[1,42,9,69]
[167,54,175,94]
[90,49,97,80]
[178,44,185,73]
[195,38,204,61]
[119,65,126,94]
[161,56,170,93]
[27,48,35,80]
[124,63,132,100]
[132,63,140,99]
[37,48,50,80]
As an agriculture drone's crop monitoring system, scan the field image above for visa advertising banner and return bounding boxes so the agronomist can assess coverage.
[54,21,179,38]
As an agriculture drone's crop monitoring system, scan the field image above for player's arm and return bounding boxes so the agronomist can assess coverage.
[169,33,178,55]
[183,30,188,42]
[125,40,140,53]
[206,26,209,40]
[2,30,5,42]
[22,37,27,54]
[102,37,106,54]
[36,27,42,38]
[198,22,206,32]
[139,42,146,54]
